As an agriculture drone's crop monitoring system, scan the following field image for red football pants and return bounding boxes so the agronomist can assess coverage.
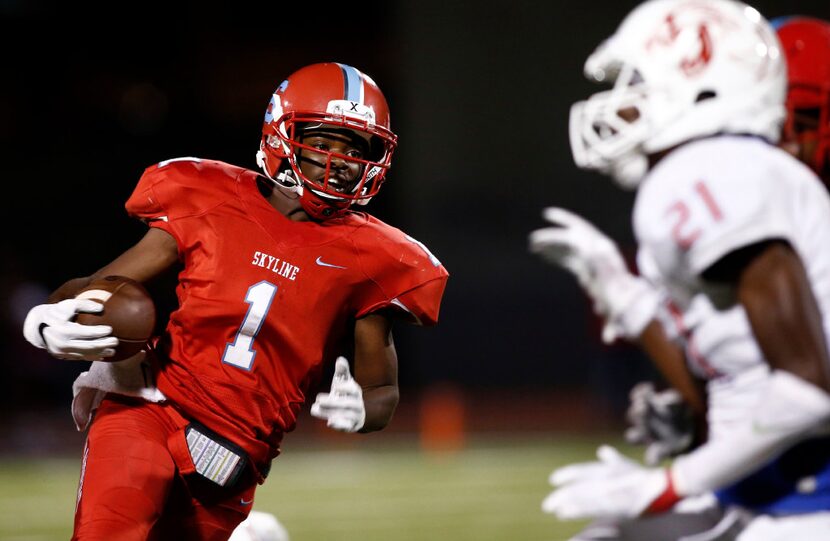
[72,395,257,541]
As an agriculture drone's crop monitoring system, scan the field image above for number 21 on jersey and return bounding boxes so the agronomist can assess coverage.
[222,281,277,371]
[666,180,724,249]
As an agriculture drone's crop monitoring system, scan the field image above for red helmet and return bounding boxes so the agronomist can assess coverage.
[776,17,830,179]
[256,63,398,220]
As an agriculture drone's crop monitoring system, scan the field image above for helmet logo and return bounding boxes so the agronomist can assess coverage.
[264,94,284,125]
[646,13,683,50]
[680,24,713,77]
[647,11,721,78]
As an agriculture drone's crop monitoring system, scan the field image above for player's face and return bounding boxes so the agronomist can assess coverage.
[297,129,368,195]
[781,108,828,183]
[617,106,640,123]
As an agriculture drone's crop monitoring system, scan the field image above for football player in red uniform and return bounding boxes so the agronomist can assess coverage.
[778,16,830,185]
[22,62,448,541]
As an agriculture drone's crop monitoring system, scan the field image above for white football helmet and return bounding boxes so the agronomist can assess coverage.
[570,0,787,188]
[229,511,290,541]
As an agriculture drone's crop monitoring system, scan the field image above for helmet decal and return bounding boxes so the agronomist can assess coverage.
[264,94,283,125]
[681,23,714,77]
[646,10,729,78]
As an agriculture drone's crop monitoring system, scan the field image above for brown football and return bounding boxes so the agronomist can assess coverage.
[74,275,157,362]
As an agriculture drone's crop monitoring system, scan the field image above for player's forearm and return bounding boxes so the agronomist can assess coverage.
[360,384,399,432]
[46,229,179,304]
[638,320,706,416]
[671,243,830,497]
[738,242,830,392]
[671,370,830,496]
[48,277,95,303]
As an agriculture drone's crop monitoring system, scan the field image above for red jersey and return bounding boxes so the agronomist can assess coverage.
[125,157,448,468]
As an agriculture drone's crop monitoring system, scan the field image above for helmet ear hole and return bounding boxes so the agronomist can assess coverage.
[696,90,718,103]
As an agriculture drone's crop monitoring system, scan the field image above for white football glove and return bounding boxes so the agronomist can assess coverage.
[528,207,660,343]
[625,382,695,466]
[229,510,290,541]
[542,445,679,520]
[310,356,366,433]
[23,299,118,361]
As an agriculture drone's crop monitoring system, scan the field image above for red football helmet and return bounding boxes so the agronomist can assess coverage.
[776,17,830,181]
[256,63,398,220]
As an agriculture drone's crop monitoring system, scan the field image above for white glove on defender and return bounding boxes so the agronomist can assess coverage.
[229,510,290,541]
[23,299,118,361]
[528,207,660,343]
[310,357,366,433]
[542,445,677,520]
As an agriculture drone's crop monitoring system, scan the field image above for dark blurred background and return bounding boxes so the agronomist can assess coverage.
[3,0,828,453]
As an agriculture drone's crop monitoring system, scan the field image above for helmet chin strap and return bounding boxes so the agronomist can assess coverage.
[276,170,301,192]
[256,149,301,192]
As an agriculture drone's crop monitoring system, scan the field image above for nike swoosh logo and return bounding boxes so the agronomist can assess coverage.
[316,256,347,269]
[240,498,254,506]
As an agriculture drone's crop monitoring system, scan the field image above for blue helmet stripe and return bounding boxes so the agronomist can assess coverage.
[337,63,363,103]
[770,16,794,30]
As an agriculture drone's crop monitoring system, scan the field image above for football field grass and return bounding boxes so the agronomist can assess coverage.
[0,434,628,541]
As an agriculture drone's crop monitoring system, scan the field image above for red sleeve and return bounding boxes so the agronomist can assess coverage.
[351,221,449,326]
[125,157,242,242]
[386,276,448,326]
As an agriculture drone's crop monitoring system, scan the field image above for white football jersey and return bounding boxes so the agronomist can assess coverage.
[634,135,830,341]
[634,135,830,440]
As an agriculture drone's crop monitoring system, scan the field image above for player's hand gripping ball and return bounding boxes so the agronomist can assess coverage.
[74,276,156,362]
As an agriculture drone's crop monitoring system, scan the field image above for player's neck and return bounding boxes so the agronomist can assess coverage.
[256,178,311,222]
[647,145,680,170]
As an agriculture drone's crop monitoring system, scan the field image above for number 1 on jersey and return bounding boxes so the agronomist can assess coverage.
[222,281,277,370]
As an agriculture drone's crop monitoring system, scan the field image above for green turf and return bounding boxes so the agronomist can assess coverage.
[0,434,630,541]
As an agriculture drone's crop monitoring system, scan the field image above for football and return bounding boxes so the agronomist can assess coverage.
[74,275,157,362]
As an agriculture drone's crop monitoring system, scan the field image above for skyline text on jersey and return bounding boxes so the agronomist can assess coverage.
[251,251,300,281]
